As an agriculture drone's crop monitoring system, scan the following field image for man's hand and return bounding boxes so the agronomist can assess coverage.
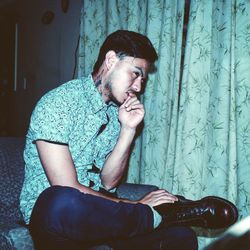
[101,94,144,189]
[139,189,178,207]
[119,93,145,129]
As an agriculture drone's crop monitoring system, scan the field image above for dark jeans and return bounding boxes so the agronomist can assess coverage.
[29,186,198,250]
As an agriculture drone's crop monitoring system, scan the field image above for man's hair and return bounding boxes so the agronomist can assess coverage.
[93,30,158,74]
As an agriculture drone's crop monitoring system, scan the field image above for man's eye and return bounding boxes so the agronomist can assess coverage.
[133,72,140,78]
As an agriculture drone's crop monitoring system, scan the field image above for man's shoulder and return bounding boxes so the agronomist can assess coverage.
[47,77,87,96]
[38,76,92,105]
[60,75,92,91]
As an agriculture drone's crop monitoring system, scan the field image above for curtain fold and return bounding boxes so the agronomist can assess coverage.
[77,0,250,248]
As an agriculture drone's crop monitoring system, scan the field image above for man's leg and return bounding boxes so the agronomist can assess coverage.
[29,185,154,250]
[100,187,198,250]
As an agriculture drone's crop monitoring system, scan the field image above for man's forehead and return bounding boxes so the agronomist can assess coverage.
[123,56,148,64]
[122,56,149,72]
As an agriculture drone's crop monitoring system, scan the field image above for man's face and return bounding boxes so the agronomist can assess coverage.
[103,56,149,105]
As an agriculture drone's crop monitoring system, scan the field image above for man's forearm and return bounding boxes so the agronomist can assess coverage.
[100,126,136,190]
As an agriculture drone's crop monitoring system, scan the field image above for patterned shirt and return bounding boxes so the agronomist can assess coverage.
[19,75,120,224]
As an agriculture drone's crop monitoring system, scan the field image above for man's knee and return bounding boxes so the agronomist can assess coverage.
[30,186,93,249]
[30,186,85,231]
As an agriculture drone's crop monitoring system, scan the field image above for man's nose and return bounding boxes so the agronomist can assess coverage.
[132,78,142,92]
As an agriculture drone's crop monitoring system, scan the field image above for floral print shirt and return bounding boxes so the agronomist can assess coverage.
[19,75,120,224]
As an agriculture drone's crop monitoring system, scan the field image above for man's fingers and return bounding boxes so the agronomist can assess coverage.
[125,97,140,108]
[140,189,179,207]
[151,193,178,203]
[151,199,175,207]
[121,95,131,108]
[125,103,144,112]
[150,189,178,199]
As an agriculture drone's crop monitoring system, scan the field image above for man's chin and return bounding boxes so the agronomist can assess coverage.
[116,100,123,106]
[108,96,122,106]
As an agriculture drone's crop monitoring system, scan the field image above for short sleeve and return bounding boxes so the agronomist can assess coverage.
[29,88,71,144]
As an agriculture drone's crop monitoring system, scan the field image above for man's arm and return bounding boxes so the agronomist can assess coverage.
[36,140,178,206]
[35,140,120,201]
[100,94,142,190]
[100,126,135,190]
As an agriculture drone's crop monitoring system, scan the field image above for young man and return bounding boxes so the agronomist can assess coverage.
[19,30,237,250]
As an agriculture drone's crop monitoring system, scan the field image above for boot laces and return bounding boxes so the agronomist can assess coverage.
[176,206,208,219]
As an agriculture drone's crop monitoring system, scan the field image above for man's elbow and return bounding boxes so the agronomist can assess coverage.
[100,177,118,191]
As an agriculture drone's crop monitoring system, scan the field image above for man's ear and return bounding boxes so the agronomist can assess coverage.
[105,50,118,70]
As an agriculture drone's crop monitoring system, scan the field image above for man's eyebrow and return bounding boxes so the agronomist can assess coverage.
[134,66,144,77]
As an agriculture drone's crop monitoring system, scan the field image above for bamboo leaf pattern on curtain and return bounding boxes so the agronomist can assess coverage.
[172,0,250,247]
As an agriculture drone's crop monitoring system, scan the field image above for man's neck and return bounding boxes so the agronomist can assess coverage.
[92,70,110,103]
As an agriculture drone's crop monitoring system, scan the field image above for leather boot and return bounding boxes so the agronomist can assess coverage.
[154,196,238,229]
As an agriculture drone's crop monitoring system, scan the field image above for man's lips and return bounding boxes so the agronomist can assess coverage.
[126,91,136,97]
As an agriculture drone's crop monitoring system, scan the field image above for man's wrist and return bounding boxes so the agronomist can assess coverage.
[120,126,136,136]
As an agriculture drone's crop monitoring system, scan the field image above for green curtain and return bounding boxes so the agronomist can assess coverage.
[168,0,250,247]
[78,0,250,248]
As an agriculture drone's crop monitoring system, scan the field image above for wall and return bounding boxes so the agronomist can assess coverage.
[1,0,82,136]
[16,0,82,94]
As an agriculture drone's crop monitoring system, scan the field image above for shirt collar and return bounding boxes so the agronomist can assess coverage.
[82,74,117,114]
